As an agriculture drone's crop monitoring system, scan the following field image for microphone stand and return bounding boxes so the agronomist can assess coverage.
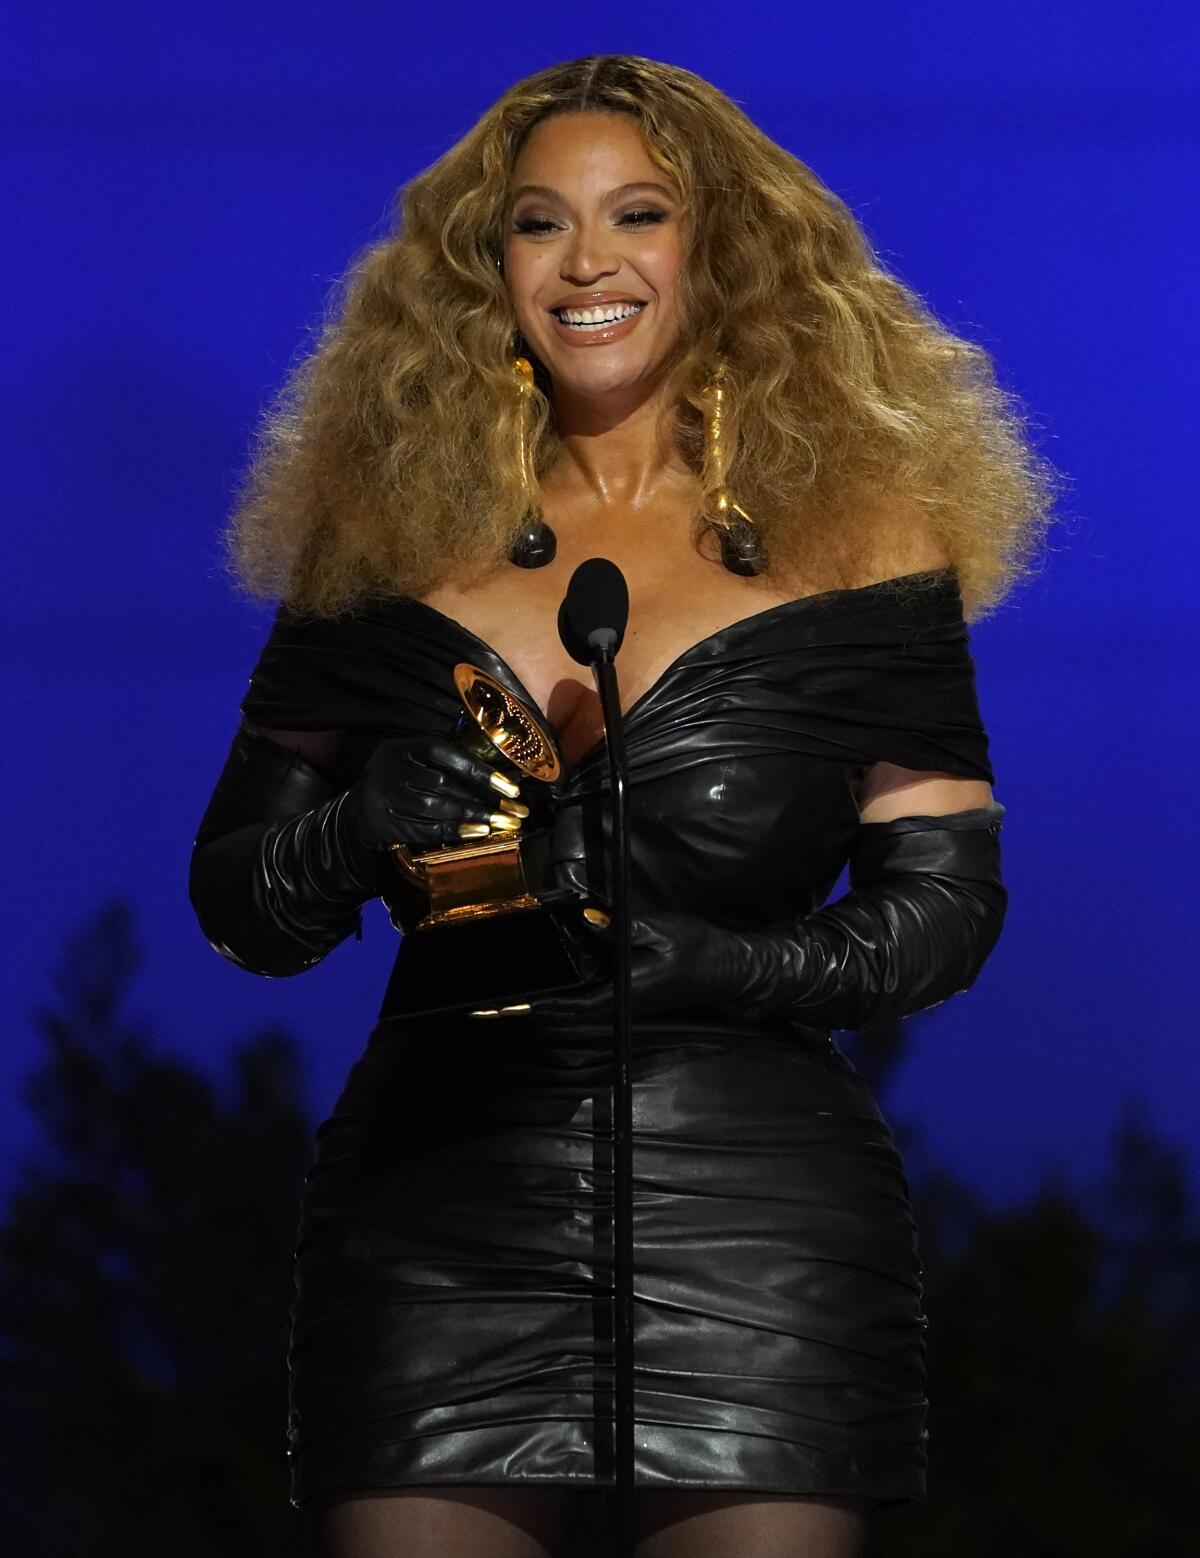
[587,629,635,1558]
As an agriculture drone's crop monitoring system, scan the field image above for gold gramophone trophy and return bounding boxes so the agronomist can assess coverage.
[390,663,571,927]
[381,663,597,1014]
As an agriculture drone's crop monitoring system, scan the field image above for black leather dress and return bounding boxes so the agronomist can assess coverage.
[238,566,995,1513]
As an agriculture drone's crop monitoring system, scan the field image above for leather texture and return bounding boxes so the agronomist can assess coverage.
[189,730,508,976]
[532,805,1006,1027]
[197,566,1004,1511]
[189,728,363,976]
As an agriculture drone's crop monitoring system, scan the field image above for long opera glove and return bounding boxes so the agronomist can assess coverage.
[189,727,371,978]
[189,726,507,977]
[534,805,1007,1028]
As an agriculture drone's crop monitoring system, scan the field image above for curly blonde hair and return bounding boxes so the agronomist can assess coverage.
[227,54,1059,622]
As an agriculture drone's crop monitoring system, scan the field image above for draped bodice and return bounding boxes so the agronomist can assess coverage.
[241,566,993,931]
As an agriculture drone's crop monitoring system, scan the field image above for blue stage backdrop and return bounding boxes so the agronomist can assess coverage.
[3,4,1195,1203]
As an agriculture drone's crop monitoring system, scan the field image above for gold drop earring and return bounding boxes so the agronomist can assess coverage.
[507,357,557,569]
[702,359,767,577]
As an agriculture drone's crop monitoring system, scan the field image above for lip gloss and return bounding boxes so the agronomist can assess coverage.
[548,304,646,348]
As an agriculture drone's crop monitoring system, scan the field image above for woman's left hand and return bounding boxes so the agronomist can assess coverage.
[532,910,783,1022]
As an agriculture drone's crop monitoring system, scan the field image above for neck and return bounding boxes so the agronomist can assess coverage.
[546,376,694,509]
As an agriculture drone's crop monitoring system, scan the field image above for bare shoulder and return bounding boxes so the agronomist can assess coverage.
[856,764,994,822]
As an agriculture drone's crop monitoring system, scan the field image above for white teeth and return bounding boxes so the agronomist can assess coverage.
[555,302,644,330]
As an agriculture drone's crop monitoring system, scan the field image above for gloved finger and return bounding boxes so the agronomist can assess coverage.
[530,982,615,1023]
[578,911,675,949]
[532,966,696,1025]
[533,944,683,1019]
[627,914,684,955]
[382,761,512,829]
[626,945,695,1013]
[418,738,522,801]
[387,786,502,828]
[393,813,504,853]
[577,905,613,940]
[571,914,691,1015]
[396,749,502,805]
[364,740,514,813]
[573,959,696,1019]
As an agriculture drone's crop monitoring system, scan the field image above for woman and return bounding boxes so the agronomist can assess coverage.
[190,55,1052,1558]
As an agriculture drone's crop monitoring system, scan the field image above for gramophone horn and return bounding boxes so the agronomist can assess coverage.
[452,663,561,783]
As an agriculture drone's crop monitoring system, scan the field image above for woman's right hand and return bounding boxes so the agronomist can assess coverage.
[340,734,526,868]
[190,727,530,978]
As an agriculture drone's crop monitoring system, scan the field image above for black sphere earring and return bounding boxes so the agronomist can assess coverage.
[509,514,557,568]
[507,357,557,569]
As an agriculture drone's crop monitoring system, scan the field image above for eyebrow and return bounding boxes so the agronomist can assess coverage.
[509,180,678,204]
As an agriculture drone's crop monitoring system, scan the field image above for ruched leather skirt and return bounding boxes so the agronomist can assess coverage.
[285,1009,928,1512]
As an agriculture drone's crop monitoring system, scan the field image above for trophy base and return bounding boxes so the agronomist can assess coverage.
[378,899,603,1019]
[391,829,575,930]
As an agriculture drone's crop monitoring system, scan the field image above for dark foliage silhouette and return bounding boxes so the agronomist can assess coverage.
[0,901,315,1556]
[851,1027,1200,1557]
[1,912,1196,1555]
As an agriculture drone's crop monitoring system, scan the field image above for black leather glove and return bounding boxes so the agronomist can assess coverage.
[533,804,1007,1028]
[189,726,518,977]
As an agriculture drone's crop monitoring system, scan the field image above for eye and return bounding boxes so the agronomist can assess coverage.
[512,208,668,236]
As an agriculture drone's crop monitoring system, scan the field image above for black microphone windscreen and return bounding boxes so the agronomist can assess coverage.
[558,558,630,666]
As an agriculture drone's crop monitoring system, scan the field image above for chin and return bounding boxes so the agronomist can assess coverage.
[543,353,662,401]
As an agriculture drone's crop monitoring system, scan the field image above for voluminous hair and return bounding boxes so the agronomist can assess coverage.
[227,54,1059,622]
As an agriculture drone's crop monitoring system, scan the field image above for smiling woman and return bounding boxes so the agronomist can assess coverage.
[225,57,1053,622]
[504,142,685,511]
[190,53,1056,1558]
[505,125,685,381]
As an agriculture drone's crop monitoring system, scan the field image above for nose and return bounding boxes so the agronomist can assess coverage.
[559,222,619,287]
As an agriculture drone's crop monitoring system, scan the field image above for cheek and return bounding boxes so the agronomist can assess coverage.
[646,237,686,314]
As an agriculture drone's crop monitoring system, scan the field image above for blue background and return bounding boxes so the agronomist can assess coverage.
[3,2,1195,1202]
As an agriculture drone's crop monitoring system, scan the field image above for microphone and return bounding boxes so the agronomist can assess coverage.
[556,554,637,1555]
[558,557,629,664]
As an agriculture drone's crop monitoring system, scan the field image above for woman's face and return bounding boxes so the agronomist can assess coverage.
[503,111,687,407]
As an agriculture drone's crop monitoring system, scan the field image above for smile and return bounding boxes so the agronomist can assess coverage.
[552,302,645,331]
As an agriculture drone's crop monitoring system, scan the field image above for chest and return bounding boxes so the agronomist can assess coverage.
[419,547,796,770]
